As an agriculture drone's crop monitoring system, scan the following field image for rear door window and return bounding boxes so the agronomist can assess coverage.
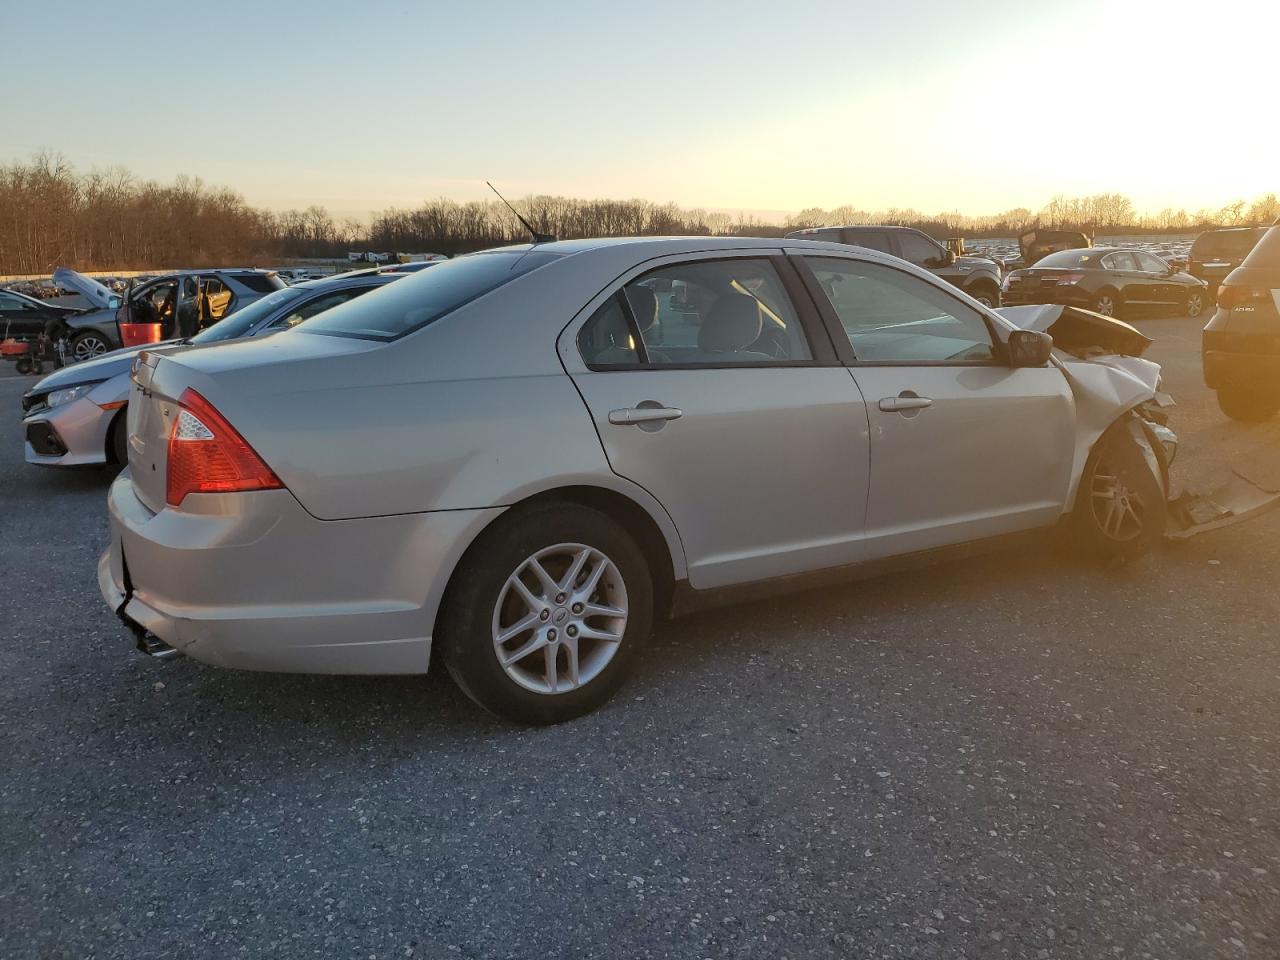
[896,231,942,266]
[842,230,892,253]
[579,258,812,367]
[1102,252,1140,271]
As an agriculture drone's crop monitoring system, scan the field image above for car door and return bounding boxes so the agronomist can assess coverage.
[1134,252,1179,307]
[1101,251,1150,305]
[563,252,871,590]
[795,253,1076,559]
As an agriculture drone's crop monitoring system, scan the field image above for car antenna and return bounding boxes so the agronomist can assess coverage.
[486,181,556,244]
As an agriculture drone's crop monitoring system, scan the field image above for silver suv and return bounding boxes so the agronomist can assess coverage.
[786,225,1004,307]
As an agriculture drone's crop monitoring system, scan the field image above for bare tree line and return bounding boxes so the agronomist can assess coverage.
[2,154,1276,274]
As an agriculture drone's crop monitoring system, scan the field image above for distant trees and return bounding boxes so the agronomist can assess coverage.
[1,153,1276,275]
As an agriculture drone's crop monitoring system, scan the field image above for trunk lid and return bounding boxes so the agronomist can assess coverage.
[124,331,387,514]
[126,351,178,514]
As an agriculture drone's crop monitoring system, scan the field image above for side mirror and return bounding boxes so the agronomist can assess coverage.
[943,249,957,265]
[108,295,122,309]
[1008,329,1053,367]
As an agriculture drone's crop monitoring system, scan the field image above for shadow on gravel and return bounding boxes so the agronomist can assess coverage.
[99,533,1151,750]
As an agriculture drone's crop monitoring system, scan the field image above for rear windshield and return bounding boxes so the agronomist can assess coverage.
[189,287,304,344]
[231,272,287,294]
[1190,229,1264,260]
[299,250,559,340]
[1033,250,1094,268]
[1241,226,1280,268]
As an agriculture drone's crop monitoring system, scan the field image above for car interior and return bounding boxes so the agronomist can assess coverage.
[580,259,811,366]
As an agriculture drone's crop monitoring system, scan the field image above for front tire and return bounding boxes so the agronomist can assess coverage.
[1217,385,1280,422]
[439,502,653,725]
[1185,290,1205,318]
[70,331,110,362]
[109,410,129,466]
[1074,421,1166,563]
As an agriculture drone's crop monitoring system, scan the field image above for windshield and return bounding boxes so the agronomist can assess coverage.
[1191,230,1263,260]
[189,287,304,344]
[299,251,559,341]
[1033,250,1094,268]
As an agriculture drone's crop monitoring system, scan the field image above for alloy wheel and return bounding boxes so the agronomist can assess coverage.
[1089,460,1146,542]
[1094,295,1116,317]
[491,542,628,695]
[1186,292,1203,317]
[73,335,109,361]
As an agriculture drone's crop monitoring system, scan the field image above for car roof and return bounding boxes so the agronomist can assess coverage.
[291,273,402,291]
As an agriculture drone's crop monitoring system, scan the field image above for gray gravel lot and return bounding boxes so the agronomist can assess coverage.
[2,312,1279,959]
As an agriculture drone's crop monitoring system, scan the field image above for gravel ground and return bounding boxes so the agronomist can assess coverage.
[2,311,1279,959]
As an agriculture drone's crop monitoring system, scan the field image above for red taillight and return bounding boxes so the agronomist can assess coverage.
[166,388,283,507]
[1055,273,1085,285]
[1217,284,1270,308]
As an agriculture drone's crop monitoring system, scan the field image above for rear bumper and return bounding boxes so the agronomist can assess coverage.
[22,395,113,467]
[1202,326,1280,390]
[100,472,503,674]
[1001,286,1092,308]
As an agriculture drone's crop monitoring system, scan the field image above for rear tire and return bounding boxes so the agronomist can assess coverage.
[1074,420,1166,563]
[1093,290,1122,318]
[439,502,653,725]
[1217,386,1280,422]
[967,281,1000,308]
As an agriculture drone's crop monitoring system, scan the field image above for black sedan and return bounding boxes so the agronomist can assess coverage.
[0,287,84,339]
[1002,247,1207,319]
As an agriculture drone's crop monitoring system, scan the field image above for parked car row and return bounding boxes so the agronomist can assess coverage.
[21,271,404,467]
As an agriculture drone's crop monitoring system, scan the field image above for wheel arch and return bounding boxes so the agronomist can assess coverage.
[432,482,686,646]
[1067,407,1167,513]
[105,406,128,463]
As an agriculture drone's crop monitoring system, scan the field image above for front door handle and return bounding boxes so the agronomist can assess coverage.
[608,406,683,426]
[878,393,933,412]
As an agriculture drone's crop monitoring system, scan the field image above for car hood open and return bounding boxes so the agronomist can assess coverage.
[52,267,119,310]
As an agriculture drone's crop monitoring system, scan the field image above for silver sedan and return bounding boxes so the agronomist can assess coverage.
[100,237,1174,724]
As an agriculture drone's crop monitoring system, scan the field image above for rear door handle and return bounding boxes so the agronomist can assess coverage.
[878,394,933,412]
[608,406,683,425]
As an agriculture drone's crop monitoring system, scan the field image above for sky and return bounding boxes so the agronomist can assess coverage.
[2,0,1276,221]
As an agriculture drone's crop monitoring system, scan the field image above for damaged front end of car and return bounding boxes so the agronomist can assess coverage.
[999,304,1280,540]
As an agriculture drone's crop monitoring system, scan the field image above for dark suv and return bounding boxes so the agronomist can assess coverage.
[784,225,1004,307]
[1202,223,1280,420]
[1188,227,1267,297]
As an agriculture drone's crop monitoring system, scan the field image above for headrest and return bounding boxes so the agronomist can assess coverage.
[625,286,659,333]
[699,294,762,353]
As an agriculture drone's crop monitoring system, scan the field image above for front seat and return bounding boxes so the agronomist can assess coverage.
[695,293,772,362]
[623,286,670,363]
